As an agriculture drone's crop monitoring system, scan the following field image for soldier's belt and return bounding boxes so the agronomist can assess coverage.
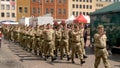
[62,38,68,39]
[96,47,105,49]
[30,36,33,37]
[80,37,83,38]
[26,34,28,36]
[73,41,80,43]
[45,40,52,42]
[56,38,61,39]
[41,38,44,39]
[35,36,39,38]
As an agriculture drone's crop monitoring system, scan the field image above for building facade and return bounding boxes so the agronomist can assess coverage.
[16,0,30,21]
[30,0,68,20]
[0,0,118,22]
[30,0,42,17]
[69,0,96,17]
[68,0,118,18]
[0,0,16,21]
[95,0,113,11]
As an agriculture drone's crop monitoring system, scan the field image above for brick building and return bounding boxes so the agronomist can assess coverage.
[17,0,30,21]
[30,0,68,20]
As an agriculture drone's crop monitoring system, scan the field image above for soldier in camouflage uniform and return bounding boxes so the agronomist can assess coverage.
[27,26,33,52]
[94,25,111,68]
[79,23,87,58]
[37,26,43,57]
[71,24,85,65]
[55,24,62,57]
[69,23,74,52]
[60,24,70,61]
[44,24,56,61]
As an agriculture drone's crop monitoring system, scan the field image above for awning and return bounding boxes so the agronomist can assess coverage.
[74,14,87,23]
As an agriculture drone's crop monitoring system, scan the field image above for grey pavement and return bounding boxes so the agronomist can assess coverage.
[0,39,120,68]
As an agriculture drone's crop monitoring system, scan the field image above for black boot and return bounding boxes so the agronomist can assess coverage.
[75,53,78,58]
[67,55,71,61]
[28,49,32,52]
[83,55,88,59]
[39,52,43,58]
[60,57,63,60]
[72,59,75,64]
[44,56,47,61]
[80,59,85,65]
[51,56,56,62]
[54,50,58,57]
[34,50,37,55]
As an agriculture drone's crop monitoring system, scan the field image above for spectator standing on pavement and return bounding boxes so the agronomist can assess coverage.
[94,25,111,68]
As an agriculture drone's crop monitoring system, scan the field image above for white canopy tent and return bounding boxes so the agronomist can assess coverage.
[65,15,76,24]
[38,14,53,25]
[84,15,90,23]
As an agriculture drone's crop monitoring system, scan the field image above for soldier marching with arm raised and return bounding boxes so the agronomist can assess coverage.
[79,23,87,58]
[55,24,62,57]
[44,23,56,61]
[71,24,85,65]
[60,24,70,61]
[94,25,111,68]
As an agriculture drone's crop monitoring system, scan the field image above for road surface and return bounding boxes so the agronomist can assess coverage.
[0,39,120,68]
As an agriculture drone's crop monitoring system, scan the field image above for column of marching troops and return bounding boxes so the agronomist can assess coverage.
[2,23,87,64]
[2,23,111,68]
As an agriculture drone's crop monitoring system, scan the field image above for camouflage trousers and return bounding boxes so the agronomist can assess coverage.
[44,41,55,57]
[71,42,83,61]
[94,48,111,68]
[60,39,70,59]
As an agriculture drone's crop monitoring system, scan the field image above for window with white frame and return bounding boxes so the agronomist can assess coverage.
[1,5,5,10]
[46,8,49,13]
[19,7,22,13]
[11,5,15,10]
[12,13,15,17]
[6,12,10,17]
[1,13,5,17]
[24,7,28,13]
[58,9,62,14]
[51,8,54,14]
[38,8,40,13]
[32,8,36,14]
[63,9,66,14]
[6,5,10,10]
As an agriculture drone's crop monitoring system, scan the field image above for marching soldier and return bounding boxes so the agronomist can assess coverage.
[44,23,56,61]
[27,26,33,52]
[71,24,85,65]
[94,25,111,68]
[31,26,38,55]
[37,26,43,57]
[79,23,87,58]
[55,24,62,57]
[40,25,46,57]
[60,24,70,61]
[69,23,74,52]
